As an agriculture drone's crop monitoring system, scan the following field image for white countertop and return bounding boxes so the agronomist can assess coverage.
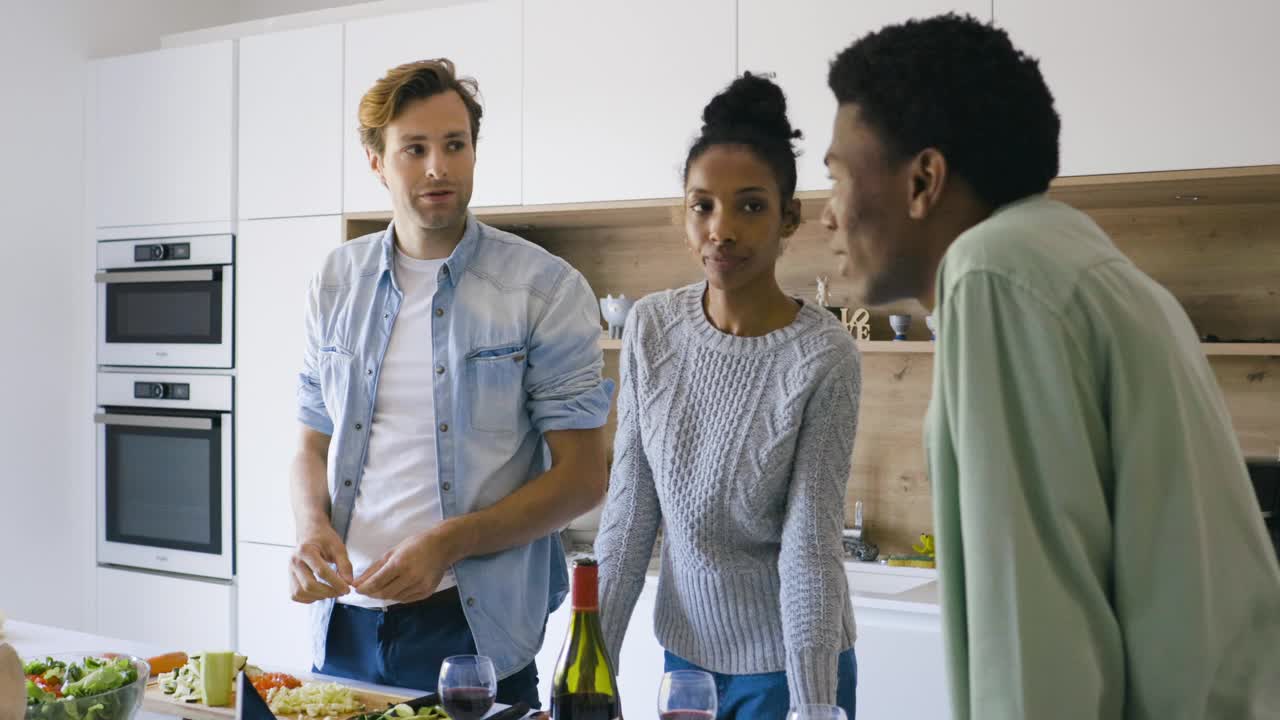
[1,620,518,719]
[564,539,941,615]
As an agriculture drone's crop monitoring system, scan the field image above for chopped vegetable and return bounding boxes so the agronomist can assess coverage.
[64,658,137,698]
[22,654,144,720]
[200,652,235,707]
[351,703,450,720]
[251,672,302,697]
[146,652,189,677]
[156,652,253,704]
[266,682,365,717]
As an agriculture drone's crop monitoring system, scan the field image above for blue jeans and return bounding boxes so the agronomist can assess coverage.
[313,587,541,709]
[664,649,857,720]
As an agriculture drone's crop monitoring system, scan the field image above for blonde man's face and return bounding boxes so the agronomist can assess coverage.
[368,91,476,233]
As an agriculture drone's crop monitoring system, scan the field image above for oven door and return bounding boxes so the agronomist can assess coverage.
[96,409,233,579]
[96,266,234,368]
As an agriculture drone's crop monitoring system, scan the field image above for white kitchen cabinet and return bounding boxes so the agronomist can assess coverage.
[343,0,523,213]
[236,216,342,546]
[236,542,314,672]
[995,0,1280,175]
[739,0,991,193]
[93,41,234,232]
[239,24,344,219]
[522,0,736,204]
[96,566,234,651]
[854,604,950,719]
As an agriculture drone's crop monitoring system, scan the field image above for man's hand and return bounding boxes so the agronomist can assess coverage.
[353,526,458,604]
[289,523,355,603]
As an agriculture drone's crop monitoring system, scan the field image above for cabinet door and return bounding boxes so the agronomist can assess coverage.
[236,216,342,546]
[343,0,522,213]
[853,605,950,719]
[94,41,234,229]
[236,542,314,672]
[995,0,1280,175]
[523,0,736,205]
[739,0,990,193]
[239,25,343,219]
[96,567,234,651]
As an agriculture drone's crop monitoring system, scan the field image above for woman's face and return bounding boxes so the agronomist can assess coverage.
[684,145,796,293]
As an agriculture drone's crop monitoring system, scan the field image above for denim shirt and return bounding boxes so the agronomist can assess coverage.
[297,215,614,677]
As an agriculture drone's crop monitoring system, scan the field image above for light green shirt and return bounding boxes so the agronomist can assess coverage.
[925,195,1280,719]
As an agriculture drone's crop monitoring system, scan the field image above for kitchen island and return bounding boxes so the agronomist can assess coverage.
[2,620,515,719]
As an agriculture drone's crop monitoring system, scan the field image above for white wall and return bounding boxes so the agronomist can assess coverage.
[0,0,241,632]
[0,0,471,635]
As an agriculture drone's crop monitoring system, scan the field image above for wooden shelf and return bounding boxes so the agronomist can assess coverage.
[856,340,935,353]
[1202,343,1280,357]
[344,165,1280,238]
[597,338,1280,356]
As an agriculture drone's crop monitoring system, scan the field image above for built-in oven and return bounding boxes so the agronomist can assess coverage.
[96,371,233,580]
[96,234,234,368]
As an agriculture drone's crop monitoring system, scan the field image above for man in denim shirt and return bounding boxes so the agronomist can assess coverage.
[288,59,613,708]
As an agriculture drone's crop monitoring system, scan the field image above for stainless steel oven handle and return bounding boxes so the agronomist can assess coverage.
[94,269,215,284]
[94,413,213,431]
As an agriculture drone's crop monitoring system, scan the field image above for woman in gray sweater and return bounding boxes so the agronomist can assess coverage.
[594,73,861,719]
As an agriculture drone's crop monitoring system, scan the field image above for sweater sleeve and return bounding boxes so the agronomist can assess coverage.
[593,314,661,670]
[779,347,861,706]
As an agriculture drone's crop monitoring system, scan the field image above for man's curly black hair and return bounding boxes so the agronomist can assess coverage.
[828,14,1060,209]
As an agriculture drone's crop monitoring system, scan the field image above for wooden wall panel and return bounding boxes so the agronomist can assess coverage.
[531,200,1280,556]
[1092,203,1280,340]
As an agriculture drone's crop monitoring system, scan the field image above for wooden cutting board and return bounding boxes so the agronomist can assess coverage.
[142,680,414,720]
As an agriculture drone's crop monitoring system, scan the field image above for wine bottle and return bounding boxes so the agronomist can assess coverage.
[550,557,621,720]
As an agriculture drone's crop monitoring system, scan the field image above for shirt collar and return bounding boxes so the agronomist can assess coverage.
[377,213,482,290]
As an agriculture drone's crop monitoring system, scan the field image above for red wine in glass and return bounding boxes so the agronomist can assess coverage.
[441,686,494,720]
[439,655,497,720]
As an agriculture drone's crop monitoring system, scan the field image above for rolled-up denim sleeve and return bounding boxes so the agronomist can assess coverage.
[297,274,333,436]
[525,266,614,433]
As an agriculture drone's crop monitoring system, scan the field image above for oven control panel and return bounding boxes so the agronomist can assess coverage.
[133,381,191,400]
[132,242,192,262]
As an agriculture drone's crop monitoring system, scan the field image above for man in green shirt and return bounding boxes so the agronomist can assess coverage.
[820,14,1280,719]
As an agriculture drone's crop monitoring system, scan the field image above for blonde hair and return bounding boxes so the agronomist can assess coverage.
[358,58,483,156]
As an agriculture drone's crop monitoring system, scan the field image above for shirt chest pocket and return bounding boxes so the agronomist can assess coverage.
[466,344,527,433]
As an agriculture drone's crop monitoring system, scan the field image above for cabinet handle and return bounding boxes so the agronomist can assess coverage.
[95,269,214,284]
[94,413,212,430]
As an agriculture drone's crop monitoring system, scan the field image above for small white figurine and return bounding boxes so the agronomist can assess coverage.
[599,295,635,339]
[815,275,830,307]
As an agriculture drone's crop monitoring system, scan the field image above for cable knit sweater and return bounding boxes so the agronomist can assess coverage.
[594,282,861,706]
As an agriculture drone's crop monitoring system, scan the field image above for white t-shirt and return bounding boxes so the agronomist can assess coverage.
[340,251,454,608]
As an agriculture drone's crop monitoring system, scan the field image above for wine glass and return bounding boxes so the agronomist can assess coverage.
[657,669,717,719]
[786,704,848,720]
[438,655,497,720]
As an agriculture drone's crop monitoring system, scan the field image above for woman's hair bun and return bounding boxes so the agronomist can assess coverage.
[700,72,802,144]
